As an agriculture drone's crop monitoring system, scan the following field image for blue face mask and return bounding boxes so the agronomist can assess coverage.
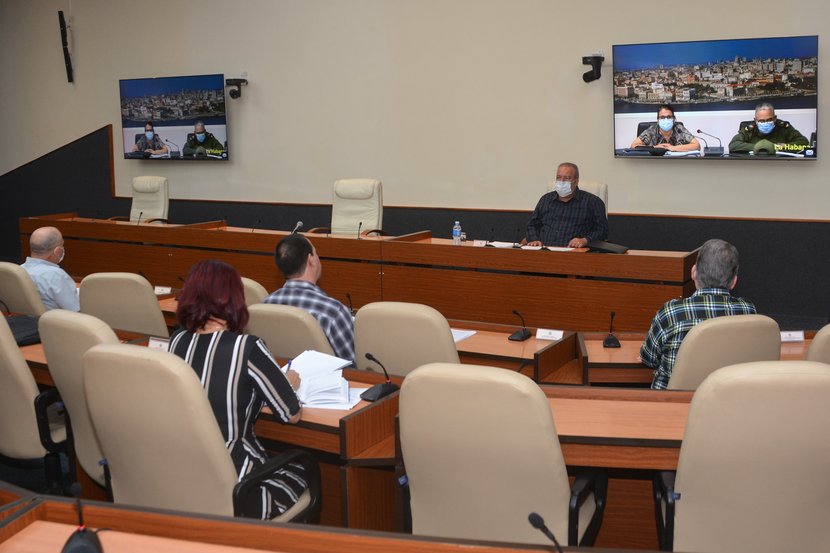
[657,118,674,132]
[196,133,206,143]
[145,131,154,140]
[757,121,775,135]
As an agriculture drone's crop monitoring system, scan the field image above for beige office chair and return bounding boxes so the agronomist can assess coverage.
[806,323,830,363]
[547,179,608,215]
[354,302,458,377]
[0,262,47,316]
[83,343,320,521]
[400,363,606,546]
[39,310,119,490]
[247,304,334,358]
[241,277,268,306]
[309,178,383,235]
[79,272,169,337]
[654,361,830,552]
[0,316,66,491]
[109,176,169,224]
[667,314,780,390]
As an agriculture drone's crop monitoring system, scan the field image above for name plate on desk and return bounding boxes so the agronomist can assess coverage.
[154,286,172,295]
[780,330,805,343]
[536,328,564,341]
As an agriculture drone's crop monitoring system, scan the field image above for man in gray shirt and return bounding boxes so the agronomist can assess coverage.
[21,226,79,311]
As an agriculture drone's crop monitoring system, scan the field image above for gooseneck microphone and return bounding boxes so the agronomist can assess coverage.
[251,218,261,233]
[508,309,532,342]
[292,220,303,234]
[164,139,180,158]
[61,482,103,553]
[696,128,724,157]
[360,352,399,402]
[346,293,355,315]
[528,512,564,553]
[484,227,496,247]
[603,310,621,348]
[357,221,363,239]
[136,211,143,225]
[513,227,523,248]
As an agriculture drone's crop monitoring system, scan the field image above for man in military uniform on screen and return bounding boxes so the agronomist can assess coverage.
[728,102,809,155]
[183,121,225,156]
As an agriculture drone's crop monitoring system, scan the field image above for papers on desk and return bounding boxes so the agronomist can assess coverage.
[451,329,477,343]
[282,350,357,408]
[664,150,701,157]
[541,246,574,252]
[488,241,520,248]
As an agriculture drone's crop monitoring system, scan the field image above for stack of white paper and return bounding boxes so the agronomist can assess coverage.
[283,350,361,409]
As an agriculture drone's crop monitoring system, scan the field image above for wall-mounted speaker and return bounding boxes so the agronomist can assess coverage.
[58,11,73,83]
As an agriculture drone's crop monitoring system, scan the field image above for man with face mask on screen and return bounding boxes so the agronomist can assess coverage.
[525,162,608,248]
[183,120,224,156]
[728,102,809,155]
[21,226,80,311]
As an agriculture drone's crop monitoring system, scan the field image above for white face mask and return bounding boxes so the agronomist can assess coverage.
[56,246,65,264]
[554,180,573,197]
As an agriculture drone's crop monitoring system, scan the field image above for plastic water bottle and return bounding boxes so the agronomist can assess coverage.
[452,221,462,245]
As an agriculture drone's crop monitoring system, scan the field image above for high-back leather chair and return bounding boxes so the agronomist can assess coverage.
[0,316,66,490]
[39,310,119,489]
[806,323,830,363]
[667,314,780,390]
[79,272,169,337]
[0,262,47,316]
[655,361,830,552]
[109,176,169,224]
[330,178,383,235]
[83,343,320,521]
[241,277,268,306]
[246,304,334,359]
[354,302,458,377]
[400,362,606,546]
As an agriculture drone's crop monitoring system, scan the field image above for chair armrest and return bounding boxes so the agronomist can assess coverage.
[34,388,67,454]
[232,449,321,522]
[144,218,169,224]
[361,228,388,237]
[306,227,330,234]
[652,470,677,551]
[568,469,608,546]
[107,216,129,221]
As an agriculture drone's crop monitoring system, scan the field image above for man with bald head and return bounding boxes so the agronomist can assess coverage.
[21,226,80,311]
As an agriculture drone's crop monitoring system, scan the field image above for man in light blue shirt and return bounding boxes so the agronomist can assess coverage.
[21,226,80,311]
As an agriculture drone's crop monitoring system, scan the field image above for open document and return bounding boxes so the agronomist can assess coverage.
[283,350,364,409]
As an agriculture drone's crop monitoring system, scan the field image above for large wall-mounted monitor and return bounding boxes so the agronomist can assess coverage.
[119,73,229,160]
[613,35,817,159]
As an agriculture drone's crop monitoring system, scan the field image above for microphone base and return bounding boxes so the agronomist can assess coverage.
[603,334,621,348]
[61,529,103,553]
[508,328,532,342]
[703,147,724,157]
[360,382,399,402]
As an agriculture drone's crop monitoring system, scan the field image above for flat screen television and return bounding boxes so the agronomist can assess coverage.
[612,35,817,159]
[119,73,229,160]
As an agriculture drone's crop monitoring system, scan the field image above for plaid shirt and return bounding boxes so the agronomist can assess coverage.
[264,279,355,363]
[526,189,608,247]
[640,288,757,390]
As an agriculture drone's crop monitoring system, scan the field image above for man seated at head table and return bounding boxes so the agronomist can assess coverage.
[640,239,756,389]
[728,102,810,155]
[264,234,355,363]
[20,226,80,311]
[526,162,608,248]
[183,120,225,156]
[630,103,701,153]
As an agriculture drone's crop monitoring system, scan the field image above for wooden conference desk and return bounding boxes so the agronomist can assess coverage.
[20,213,696,331]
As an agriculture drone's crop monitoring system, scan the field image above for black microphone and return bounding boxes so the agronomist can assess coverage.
[292,220,303,234]
[485,227,496,247]
[528,512,564,553]
[513,227,523,248]
[251,218,261,233]
[61,482,103,553]
[136,211,143,225]
[357,221,363,239]
[508,309,532,342]
[603,310,621,348]
[164,139,180,158]
[360,352,399,402]
[694,133,708,148]
[696,129,724,157]
[346,293,355,315]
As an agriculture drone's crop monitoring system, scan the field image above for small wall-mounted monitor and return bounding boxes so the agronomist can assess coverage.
[613,35,817,159]
[119,73,229,161]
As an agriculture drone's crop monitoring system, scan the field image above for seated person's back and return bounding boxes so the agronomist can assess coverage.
[21,226,79,311]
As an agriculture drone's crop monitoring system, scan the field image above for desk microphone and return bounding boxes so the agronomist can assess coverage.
[528,512,564,553]
[164,139,180,158]
[251,218,261,233]
[357,221,363,240]
[603,310,621,348]
[360,352,399,402]
[61,482,103,553]
[136,211,143,225]
[292,220,303,234]
[513,227,523,248]
[346,292,355,315]
[485,227,496,247]
[508,309,532,342]
[696,129,724,157]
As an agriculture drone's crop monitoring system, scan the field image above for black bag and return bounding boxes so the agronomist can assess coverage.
[6,315,40,346]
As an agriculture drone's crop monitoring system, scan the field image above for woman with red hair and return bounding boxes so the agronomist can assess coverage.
[168,259,306,519]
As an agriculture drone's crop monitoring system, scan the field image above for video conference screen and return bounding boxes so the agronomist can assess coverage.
[613,35,817,159]
[119,73,229,161]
